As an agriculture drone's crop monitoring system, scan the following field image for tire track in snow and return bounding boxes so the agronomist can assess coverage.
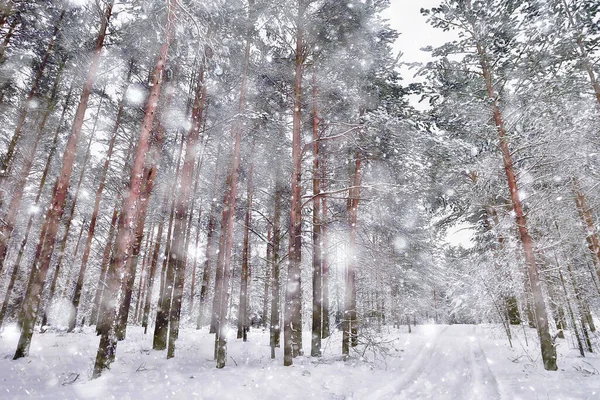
[370,325,502,400]
[368,326,449,400]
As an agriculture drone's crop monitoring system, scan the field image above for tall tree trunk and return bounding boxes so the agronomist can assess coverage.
[92,0,175,377]
[475,38,557,371]
[343,151,361,356]
[215,0,254,369]
[45,97,102,325]
[311,71,322,357]
[198,153,220,329]
[486,206,522,325]
[270,185,283,359]
[284,0,305,367]
[0,61,65,329]
[153,130,184,350]
[113,112,165,341]
[0,9,65,186]
[237,162,253,342]
[72,64,133,329]
[262,226,272,328]
[0,59,65,276]
[13,2,112,358]
[135,229,154,323]
[166,54,208,359]
[559,270,585,357]
[92,141,135,330]
[142,189,169,334]
[0,81,74,300]
[321,157,330,338]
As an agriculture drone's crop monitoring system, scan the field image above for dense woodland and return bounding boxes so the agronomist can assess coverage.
[0,0,598,379]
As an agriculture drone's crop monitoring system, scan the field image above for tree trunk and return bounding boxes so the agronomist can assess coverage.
[72,64,133,329]
[198,155,220,329]
[0,59,64,276]
[215,1,255,369]
[284,0,305,367]
[262,226,272,328]
[13,3,112,359]
[0,81,74,306]
[93,0,175,377]
[311,70,322,357]
[166,55,208,359]
[559,270,585,357]
[321,158,330,338]
[46,97,103,327]
[343,151,361,356]
[92,140,135,330]
[153,130,184,350]
[572,179,600,284]
[142,188,169,334]
[270,185,282,358]
[237,162,253,342]
[0,63,65,329]
[476,40,557,371]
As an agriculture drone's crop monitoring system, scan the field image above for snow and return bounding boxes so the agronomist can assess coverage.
[1,324,598,399]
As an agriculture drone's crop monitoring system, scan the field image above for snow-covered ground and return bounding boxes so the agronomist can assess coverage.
[0,324,598,399]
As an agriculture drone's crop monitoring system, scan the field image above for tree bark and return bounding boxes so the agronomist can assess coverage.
[343,151,361,356]
[13,3,112,360]
[72,63,134,330]
[311,70,322,357]
[153,130,184,350]
[321,157,330,338]
[0,61,64,329]
[0,59,65,276]
[237,162,253,342]
[45,97,103,326]
[198,155,220,329]
[166,53,208,359]
[475,38,557,371]
[215,0,254,369]
[284,0,305,367]
[270,185,283,359]
[93,0,175,377]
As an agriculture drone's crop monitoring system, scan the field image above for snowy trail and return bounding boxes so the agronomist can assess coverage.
[371,325,501,400]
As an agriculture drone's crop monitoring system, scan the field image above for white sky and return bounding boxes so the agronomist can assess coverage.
[382,0,450,83]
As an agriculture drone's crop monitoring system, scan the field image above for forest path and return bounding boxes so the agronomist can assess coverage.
[371,325,502,400]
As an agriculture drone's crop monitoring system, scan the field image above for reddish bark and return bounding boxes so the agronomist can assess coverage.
[93,0,176,377]
[72,64,133,329]
[475,37,557,370]
[14,3,112,360]
[284,0,305,367]
[572,179,600,284]
[45,98,103,324]
[0,63,64,329]
[0,60,65,275]
[166,54,208,359]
